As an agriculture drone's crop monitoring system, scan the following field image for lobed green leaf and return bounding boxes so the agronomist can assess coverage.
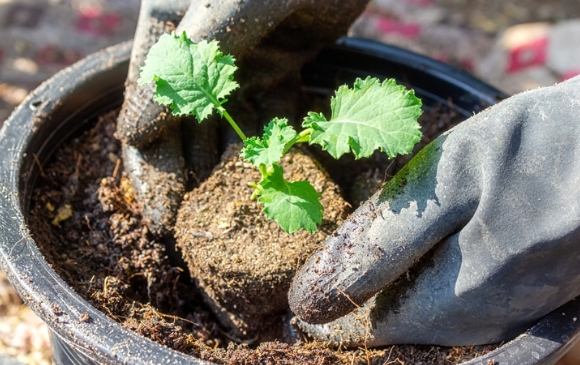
[303,76,423,159]
[257,165,323,233]
[138,31,238,121]
[240,118,297,167]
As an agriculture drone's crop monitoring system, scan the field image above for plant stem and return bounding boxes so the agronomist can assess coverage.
[283,128,312,154]
[248,181,261,200]
[221,109,247,141]
[295,129,312,143]
[258,164,269,178]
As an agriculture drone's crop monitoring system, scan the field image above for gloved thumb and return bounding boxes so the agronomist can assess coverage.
[289,125,483,324]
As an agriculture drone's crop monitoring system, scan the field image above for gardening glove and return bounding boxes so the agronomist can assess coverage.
[117,0,369,235]
[288,76,580,347]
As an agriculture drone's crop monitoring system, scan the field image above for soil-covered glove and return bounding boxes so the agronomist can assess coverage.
[288,76,580,347]
[117,0,369,235]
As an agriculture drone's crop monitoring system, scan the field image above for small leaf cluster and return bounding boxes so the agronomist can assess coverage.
[139,31,423,233]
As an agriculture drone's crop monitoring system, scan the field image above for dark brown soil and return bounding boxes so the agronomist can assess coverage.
[175,144,350,340]
[28,106,499,364]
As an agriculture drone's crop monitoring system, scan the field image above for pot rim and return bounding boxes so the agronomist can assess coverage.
[0,38,578,365]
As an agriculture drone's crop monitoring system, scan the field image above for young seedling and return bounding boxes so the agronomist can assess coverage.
[138,31,423,233]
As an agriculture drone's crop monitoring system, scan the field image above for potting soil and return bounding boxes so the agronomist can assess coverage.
[28,105,500,364]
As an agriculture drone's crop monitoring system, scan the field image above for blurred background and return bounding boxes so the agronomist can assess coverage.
[1,0,579,363]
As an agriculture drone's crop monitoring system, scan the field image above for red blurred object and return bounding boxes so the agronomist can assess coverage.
[377,18,421,38]
[506,37,548,73]
[76,7,120,36]
[560,69,580,81]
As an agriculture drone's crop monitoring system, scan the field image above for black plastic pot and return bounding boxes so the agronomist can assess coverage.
[1,38,579,365]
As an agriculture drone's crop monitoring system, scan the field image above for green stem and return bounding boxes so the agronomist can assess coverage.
[295,129,312,143]
[258,165,269,178]
[283,128,312,154]
[248,181,261,200]
[221,109,247,141]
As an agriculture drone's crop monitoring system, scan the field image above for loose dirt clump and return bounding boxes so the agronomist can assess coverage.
[175,144,350,340]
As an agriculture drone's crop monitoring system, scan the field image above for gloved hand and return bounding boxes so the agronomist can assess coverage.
[288,76,580,347]
[117,0,369,235]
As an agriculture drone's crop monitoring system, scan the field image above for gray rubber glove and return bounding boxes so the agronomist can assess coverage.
[288,76,580,347]
[117,0,369,235]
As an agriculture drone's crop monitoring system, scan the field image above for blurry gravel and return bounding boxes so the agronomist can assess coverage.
[0,273,51,365]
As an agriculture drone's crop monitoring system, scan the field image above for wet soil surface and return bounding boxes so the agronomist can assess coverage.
[28,106,499,364]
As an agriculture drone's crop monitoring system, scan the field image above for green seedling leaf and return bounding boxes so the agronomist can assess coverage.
[240,118,297,167]
[138,31,238,121]
[303,76,423,159]
[257,165,323,233]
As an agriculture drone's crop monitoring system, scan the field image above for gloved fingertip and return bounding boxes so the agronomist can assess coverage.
[288,249,359,324]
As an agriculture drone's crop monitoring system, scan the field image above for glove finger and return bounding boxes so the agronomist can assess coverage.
[117,0,189,147]
[117,83,179,148]
[177,0,368,56]
[118,0,217,235]
[289,124,484,324]
[122,123,185,236]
